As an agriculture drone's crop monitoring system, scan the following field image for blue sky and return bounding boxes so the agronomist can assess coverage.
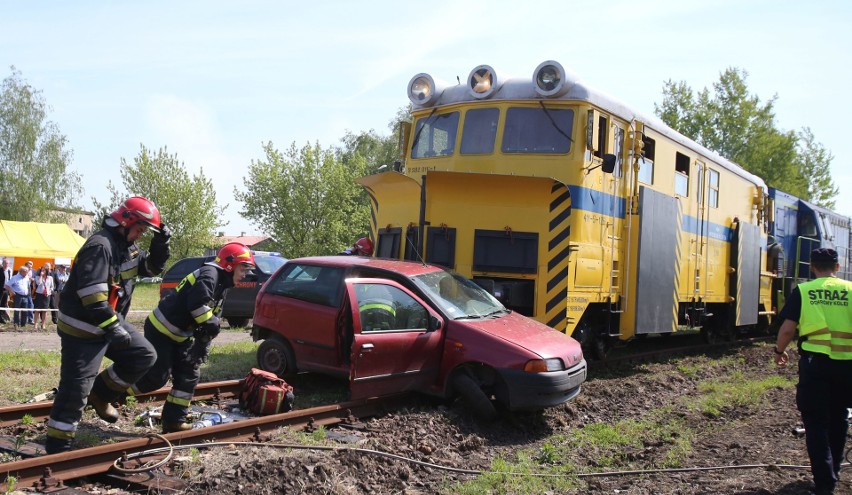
[2,0,851,235]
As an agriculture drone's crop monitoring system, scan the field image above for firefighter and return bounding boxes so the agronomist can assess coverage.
[45,196,170,454]
[340,237,373,256]
[129,242,255,432]
[775,248,852,495]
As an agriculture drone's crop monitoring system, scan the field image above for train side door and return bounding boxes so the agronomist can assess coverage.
[693,162,709,303]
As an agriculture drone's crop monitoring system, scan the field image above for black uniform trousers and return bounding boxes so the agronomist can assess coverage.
[133,319,201,424]
[48,319,156,443]
[797,351,852,494]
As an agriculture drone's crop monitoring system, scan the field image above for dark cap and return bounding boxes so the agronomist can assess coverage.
[811,248,838,264]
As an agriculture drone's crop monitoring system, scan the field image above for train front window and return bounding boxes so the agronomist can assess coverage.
[461,108,499,154]
[501,107,574,154]
[411,112,459,158]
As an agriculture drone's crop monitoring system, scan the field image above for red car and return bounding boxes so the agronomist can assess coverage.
[252,256,587,419]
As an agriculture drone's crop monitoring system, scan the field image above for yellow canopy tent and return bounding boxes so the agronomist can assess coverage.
[0,220,86,269]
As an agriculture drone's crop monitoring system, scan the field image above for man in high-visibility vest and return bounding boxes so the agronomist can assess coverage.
[775,248,852,495]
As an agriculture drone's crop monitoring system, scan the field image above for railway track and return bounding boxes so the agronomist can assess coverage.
[0,335,772,492]
[0,391,413,492]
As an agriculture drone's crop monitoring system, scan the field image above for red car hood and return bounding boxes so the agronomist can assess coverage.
[455,311,584,363]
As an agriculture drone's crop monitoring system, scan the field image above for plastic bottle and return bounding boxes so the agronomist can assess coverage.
[191,412,225,429]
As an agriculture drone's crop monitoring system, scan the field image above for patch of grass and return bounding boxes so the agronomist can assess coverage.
[199,341,258,382]
[687,371,794,417]
[452,454,579,495]
[130,283,161,313]
[0,350,63,405]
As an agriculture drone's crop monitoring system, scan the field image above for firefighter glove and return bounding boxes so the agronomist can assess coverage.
[196,316,221,340]
[104,322,132,350]
[190,336,212,367]
[147,223,171,271]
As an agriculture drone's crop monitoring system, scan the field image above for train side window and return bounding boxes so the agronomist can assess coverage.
[473,229,538,273]
[460,108,499,154]
[799,213,818,238]
[638,136,655,184]
[593,115,609,159]
[425,226,457,269]
[377,227,402,258]
[708,169,720,208]
[675,152,690,197]
[411,112,459,158]
[613,127,624,178]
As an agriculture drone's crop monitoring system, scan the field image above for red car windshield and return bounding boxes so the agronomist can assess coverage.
[412,270,505,319]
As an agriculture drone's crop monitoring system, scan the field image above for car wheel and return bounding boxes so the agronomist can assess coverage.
[452,373,498,421]
[257,335,296,377]
[227,317,249,328]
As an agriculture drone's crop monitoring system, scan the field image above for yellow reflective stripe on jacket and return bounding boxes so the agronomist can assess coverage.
[120,259,140,281]
[78,283,109,305]
[57,312,106,338]
[99,315,118,328]
[192,305,214,324]
[148,309,191,342]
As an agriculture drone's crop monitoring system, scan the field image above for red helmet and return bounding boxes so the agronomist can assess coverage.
[214,242,256,272]
[110,196,162,231]
[354,237,374,256]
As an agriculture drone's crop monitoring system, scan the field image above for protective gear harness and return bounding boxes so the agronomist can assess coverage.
[798,277,852,359]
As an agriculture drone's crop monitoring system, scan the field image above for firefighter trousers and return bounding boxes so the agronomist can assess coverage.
[131,320,202,424]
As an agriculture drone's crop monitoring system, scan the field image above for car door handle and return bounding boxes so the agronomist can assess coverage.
[361,343,374,352]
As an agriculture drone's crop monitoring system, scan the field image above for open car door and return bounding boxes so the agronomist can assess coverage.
[347,278,444,400]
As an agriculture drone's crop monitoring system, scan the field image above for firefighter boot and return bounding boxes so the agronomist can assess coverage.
[162,421,193,433]
[44,436,72,455]
[87,393,119,423]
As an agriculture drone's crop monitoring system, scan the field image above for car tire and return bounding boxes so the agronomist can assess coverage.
[452,373,498,421]
[257,335,297,377]
[227,317,249,328]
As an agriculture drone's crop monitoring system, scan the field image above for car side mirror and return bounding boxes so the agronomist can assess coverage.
[427,315,442,332]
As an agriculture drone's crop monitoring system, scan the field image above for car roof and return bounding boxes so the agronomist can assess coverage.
[289,256,444,277]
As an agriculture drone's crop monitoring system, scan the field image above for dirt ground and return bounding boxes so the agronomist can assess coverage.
[4,338,847,494]
[176,344,845,495]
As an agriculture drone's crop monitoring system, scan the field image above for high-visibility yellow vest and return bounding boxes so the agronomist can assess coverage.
[798,277,852,359]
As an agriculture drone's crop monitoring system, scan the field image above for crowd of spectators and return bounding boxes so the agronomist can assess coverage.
[1,257,68,330]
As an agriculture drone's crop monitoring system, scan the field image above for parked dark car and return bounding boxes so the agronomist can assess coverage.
[160,252,287,327]
[252,256,587,419]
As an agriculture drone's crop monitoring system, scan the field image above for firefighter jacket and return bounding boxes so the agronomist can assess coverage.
[148,264,232,342]
[798,276,852,359]
[57,222,169,339]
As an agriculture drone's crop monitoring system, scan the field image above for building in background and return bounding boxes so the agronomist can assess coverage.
[205,232,275,256]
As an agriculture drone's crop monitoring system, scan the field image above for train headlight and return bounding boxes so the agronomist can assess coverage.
[524,358,564,372]
[533,60,575,98]
[408,73,444,107]
[467,64,499,99]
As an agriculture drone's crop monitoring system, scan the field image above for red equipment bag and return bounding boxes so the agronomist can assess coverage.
[239,368,295,415]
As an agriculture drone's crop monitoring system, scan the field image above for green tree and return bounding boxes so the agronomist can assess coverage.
[797,127,838,209]
[92,144,227,261]
[0,67,82,221]
[338,105,412,175]
[236,141,370,257]
[654,67,835,204]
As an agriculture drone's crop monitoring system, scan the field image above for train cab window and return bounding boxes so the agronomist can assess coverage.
[708,169,720,208]
[799,213,818,238]
[675,152,690,197]
[593,115,609,159]
[819,214,835,241]
[501,107,574,154]
[411,112,459,158]
[638,136,655,184]
[613,127,624,178]
[460,108,499,154]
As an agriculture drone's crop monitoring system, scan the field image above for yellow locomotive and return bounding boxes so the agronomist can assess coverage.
[358,61,774,357]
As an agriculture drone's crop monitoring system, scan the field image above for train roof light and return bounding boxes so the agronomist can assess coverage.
[467,64,500,99]
[408,73,444,107]
[533,60,575,98]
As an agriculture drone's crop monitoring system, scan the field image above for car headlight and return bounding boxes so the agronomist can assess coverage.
[524,358,564,372]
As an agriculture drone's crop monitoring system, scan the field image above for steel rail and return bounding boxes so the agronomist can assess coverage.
[0,393,410,491]
[0,380,242,428]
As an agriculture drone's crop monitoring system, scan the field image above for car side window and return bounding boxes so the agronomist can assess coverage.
[265,264,344,307]
[355,283,429,333]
